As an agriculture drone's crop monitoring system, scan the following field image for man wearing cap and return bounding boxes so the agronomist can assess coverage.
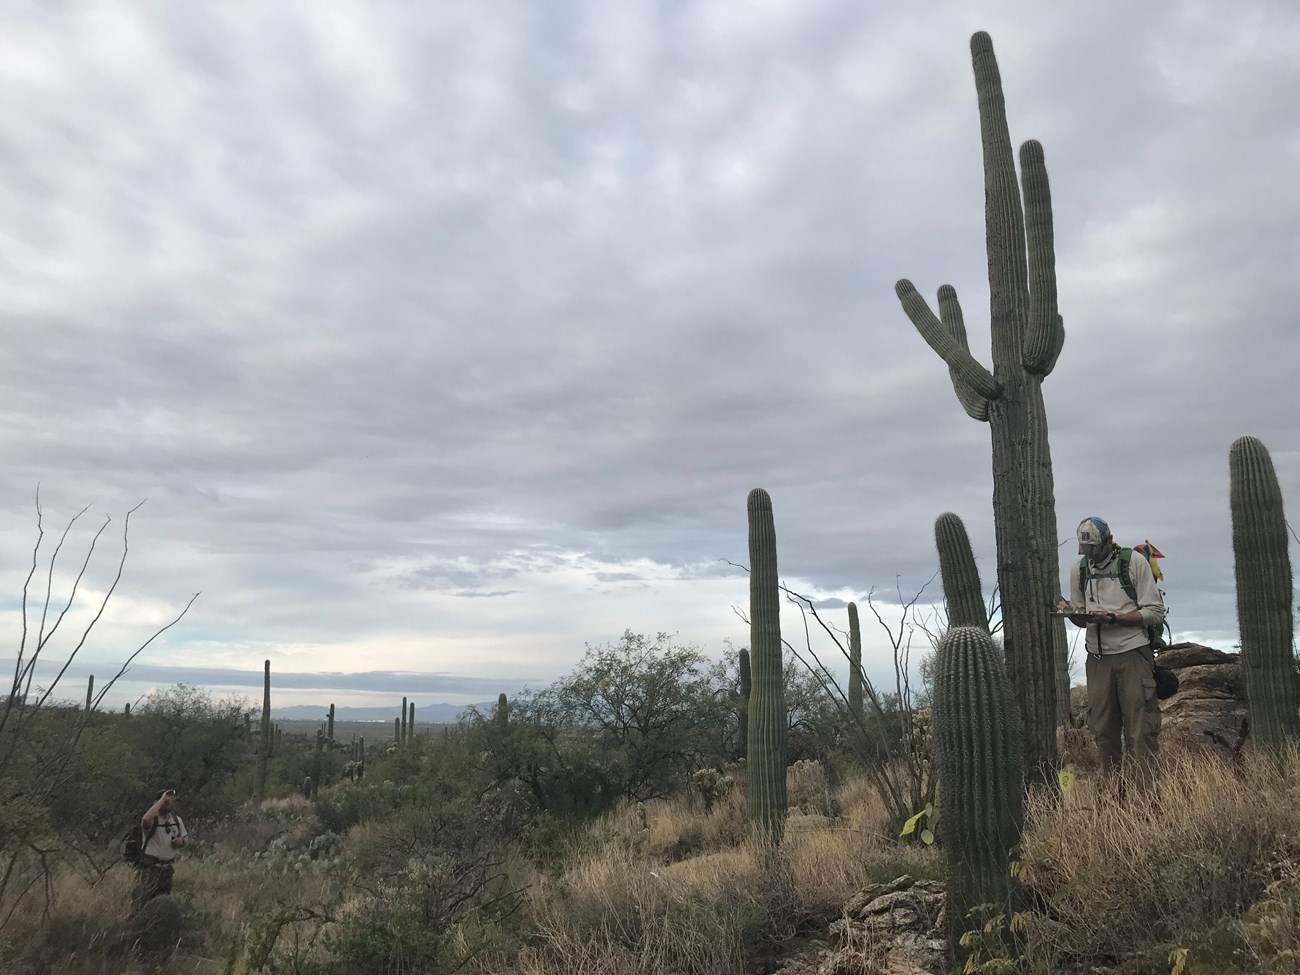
[134,788,188,905]
[1057,516,1167,786]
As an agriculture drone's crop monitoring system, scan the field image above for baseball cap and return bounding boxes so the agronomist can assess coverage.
[1076,516,1111,554]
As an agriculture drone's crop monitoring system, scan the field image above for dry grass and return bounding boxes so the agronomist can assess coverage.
[0,842,331,975]
[1019,746,1300,968]
[485,766,940,975]
[13,747,1300,974]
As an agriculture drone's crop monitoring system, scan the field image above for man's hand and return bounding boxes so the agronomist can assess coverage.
[1057,600,1091,627]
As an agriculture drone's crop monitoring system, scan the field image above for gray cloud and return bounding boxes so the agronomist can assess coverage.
[0,1,1297,702]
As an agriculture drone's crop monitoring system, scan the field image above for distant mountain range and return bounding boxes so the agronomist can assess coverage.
[271,701,494,723]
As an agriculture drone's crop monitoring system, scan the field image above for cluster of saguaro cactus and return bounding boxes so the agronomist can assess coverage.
[847,603,863,721]
[895,31,1069,782]
[1229,436,1300,749]
[932,625,1024,961]
[255,660,271,801]
[935,513,989,631]
[746,488,787,843]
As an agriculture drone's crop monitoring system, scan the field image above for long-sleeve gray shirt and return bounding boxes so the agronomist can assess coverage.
[1069,547,1166,655]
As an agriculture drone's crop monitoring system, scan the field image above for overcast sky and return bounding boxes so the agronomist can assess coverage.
[2,1,1297,713]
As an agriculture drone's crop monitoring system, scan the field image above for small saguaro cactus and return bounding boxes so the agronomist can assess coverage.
[934,512,989,631]
[746,488,787,843]
[847,603,863,721]
[123,702,131,719]
[302,776,313,799]
[735,648,751,760]
[932,626,1024,962]
[1229,435,1300,749]
[256,660,271,802]
[496,693,509,732]
[313,730,324,792]
[327,703,335,743]
[393,716,400,743]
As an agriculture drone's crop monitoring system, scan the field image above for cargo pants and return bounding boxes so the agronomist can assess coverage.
[1085,645,1160,785]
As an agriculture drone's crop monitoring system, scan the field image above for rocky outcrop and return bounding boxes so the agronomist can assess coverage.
[773,875,946,975]
[1155,643,1248,759]
[1060,643,1248,766]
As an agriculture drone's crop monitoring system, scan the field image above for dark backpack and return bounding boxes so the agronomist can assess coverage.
[1079,546,1179,700]
[123,815,157,866]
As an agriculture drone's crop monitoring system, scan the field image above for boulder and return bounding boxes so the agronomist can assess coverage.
[1156,642,1238,670]
[1062,644,1249,763]
[775,875,947,975]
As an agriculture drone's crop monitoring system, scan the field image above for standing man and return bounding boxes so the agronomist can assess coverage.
[134,788,187,906]
[1058,516,1167,786]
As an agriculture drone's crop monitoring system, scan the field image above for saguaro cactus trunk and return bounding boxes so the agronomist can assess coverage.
[327,703,335,743]
[895,32,1067,783]
[496,693,509,733]
[1229,436,1300,749]
[85,675,94,713]
[847,603,863,721]
[408,701,415,738]
[400,697,408,743]
[736,648,751,761]
[933,626,1024,963]
[746,488,787,843]
[255,660,271,801]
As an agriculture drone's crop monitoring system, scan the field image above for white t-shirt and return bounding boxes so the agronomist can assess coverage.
[142,812,188,863]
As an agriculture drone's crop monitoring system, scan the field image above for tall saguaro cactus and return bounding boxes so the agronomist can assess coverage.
[401,697,408,743]
[1229,435,1300,749]
[746,488,787,842]
[496,692,510,733]
[847,603,864,720]
[408,701,416,738]
[932,626,1024,962]
[85,675,94,713]
[327,703,335,743]
[255,660,271,801]
[935,513,989,631]
[895,32,1067,782]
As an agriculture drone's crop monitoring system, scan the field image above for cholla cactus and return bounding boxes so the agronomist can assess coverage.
[691,768,735,813]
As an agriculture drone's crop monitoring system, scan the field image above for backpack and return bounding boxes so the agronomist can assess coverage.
[1079,543,1179,699]
[122,815,157,867]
